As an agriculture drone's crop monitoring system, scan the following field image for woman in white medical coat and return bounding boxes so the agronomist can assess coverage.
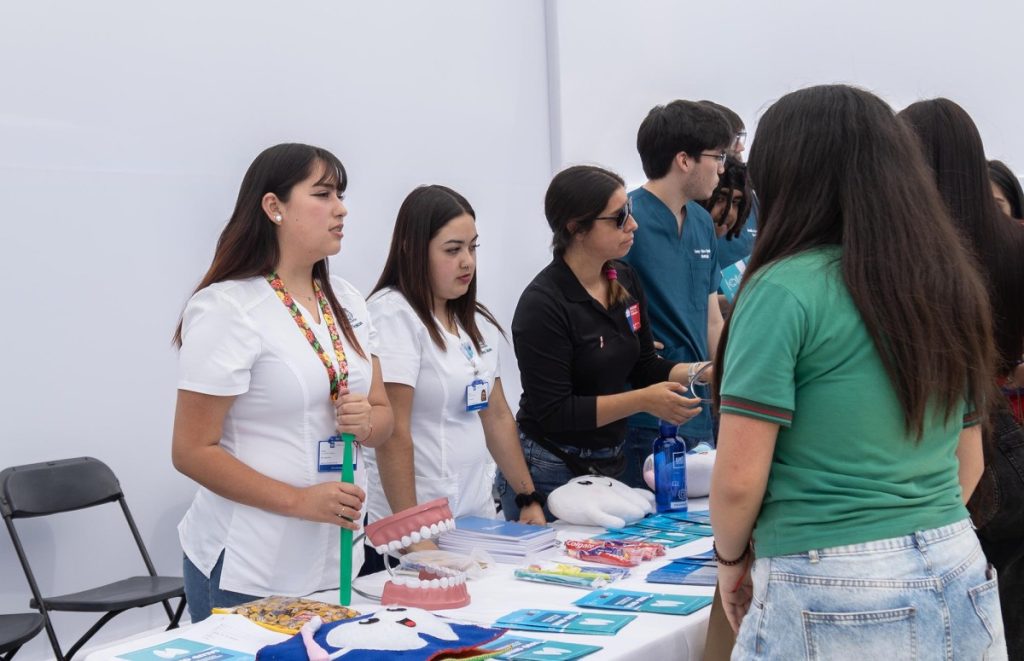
[172,144,393,621]
[364,185,545,558]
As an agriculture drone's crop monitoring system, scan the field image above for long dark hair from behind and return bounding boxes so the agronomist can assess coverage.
[899,100,1024,377]
[988,159,1024,220]
[713,85,996,438]
[174,143,362,357]
[545,165,632,308]
[371,185,502,352]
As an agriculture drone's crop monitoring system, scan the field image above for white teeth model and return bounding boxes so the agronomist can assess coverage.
[411,531,421,543]
[401,535,412,547]
[392,575,407,586]
[420,525,432,540]
[388,540,403,553]
[407,577,421,588]
[430,523,440,536]
[377,545,388,554]
[440,577,450,588]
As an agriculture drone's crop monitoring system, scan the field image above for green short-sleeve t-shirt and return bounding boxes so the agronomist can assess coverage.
[720,246,973,558]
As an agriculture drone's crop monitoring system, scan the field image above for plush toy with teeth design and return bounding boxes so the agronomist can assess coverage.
[256,606,506,660]
[547,475,655,528]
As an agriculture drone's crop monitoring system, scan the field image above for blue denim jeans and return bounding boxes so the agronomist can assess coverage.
[619,424,706,490]
[733,519,1006,660]
[495,430,623,522]
[183,551,259,623]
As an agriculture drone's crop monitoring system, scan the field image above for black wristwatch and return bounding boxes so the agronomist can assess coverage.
[514,491,547,509]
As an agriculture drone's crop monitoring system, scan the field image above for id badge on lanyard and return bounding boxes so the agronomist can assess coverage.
[460,338,489,412]
[318,437,356,473]
[265,273,355,473]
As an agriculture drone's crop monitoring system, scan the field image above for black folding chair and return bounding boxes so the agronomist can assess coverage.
[0,457,186,660]
[0,613,44,660]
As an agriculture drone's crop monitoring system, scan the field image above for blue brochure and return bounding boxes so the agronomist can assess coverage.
[495,609,636,635]
[594,529,702,548]
[117,638,251,661]
[574,588,713,616]
[629,516,714,537]
[661,510,712,525]
[482,635,603,660]
[719,258,748,303]
[646,561,719,586]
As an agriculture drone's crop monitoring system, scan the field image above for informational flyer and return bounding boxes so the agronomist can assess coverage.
[574,589,713,616]
[494,609,636,635]
[482,635,603,660]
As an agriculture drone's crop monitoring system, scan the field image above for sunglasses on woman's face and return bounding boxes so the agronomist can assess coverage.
[595,197,633,230]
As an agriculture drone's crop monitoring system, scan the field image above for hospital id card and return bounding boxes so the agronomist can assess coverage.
[466,378,490,411]
[318,436,356,472]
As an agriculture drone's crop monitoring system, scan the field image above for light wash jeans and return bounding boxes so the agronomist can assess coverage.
[733,519,1006,660]
[495,430,623,522]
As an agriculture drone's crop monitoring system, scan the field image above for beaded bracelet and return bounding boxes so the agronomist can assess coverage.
[713,540,751,566]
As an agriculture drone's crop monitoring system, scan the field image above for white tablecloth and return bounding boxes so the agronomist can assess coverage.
[87,501,713,661]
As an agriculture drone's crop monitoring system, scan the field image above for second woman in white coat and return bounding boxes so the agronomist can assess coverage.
[363,185,545,560]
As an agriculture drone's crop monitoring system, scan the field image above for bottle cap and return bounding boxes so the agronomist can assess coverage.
[658,420,678,438]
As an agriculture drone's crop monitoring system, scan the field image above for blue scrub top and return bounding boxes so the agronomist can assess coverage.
[622,187,721,438]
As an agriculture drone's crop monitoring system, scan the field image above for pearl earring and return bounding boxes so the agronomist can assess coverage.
[274,214,282,223]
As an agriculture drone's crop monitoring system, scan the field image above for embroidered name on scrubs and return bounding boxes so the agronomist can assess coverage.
[458,334,489,412]
[265,273,354,472]
[626,303,641,332]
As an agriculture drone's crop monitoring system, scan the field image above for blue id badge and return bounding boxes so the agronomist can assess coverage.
[318,436,356,473]
[466,378,490,411]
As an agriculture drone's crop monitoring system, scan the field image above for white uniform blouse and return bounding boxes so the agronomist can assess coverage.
[177,275,375,597]
[363,288,500,524]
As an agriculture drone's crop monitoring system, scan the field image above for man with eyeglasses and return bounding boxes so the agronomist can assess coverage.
[619,100,733,490]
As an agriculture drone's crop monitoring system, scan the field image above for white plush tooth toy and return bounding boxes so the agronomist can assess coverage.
[547,475,655,528]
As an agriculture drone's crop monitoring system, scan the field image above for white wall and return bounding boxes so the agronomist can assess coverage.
[549,0,1024,184]
[1,1,1021,659]
[0,2,553,658]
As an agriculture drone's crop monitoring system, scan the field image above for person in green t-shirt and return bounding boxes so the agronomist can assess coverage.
[708,85,1006,659]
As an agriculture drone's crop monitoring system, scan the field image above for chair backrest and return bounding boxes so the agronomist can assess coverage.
[0,457,122,519]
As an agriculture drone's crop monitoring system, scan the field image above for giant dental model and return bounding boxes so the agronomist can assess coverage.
[362,498,471,610]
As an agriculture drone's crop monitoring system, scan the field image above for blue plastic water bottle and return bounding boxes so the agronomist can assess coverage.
[653,420,687,512]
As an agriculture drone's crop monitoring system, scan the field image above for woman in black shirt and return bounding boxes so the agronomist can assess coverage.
[496,165,701,520]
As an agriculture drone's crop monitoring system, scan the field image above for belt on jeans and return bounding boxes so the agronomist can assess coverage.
[542,438,624,459]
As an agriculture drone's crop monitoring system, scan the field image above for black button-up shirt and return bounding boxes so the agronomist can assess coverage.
[512,257,675,449]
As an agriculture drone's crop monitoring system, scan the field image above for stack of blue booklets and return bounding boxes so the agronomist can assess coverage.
[646,549,718,586]
[439,516,556,563]
[495,609,636,635]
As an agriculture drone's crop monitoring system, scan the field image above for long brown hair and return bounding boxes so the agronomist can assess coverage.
[899,99,1024,378]
[173,143,363,356]
[714,85,996,438]
[371,185,502,351]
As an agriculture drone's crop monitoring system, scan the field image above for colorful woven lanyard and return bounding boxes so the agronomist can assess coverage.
[265,273,349,399]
